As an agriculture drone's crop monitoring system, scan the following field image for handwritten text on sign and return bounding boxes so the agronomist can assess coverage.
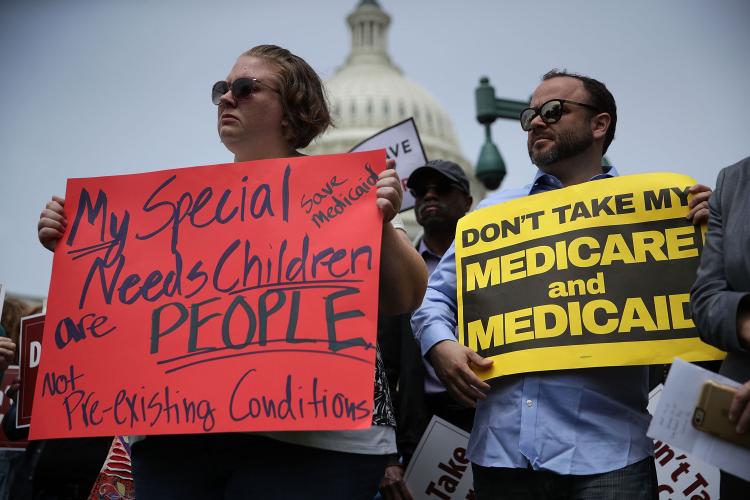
[32,151,385,438]
[456,173,725,380]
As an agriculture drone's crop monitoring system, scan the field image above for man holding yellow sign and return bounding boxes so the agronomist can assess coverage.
[411,70,716,499]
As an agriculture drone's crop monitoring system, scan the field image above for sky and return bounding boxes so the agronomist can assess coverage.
[1,0,749,297]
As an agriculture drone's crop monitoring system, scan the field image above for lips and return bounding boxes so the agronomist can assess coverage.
[220,113,239,124]
[419,204,443,217]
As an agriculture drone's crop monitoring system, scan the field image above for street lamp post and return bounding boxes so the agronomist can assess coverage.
[474,76,529,190]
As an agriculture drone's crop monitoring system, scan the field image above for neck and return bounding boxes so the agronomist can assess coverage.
[230,137,297,163]
[540,148,604,187]
[422,228,456,256]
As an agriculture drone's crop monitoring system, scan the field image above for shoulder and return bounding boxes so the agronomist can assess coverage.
[476,185,531,210]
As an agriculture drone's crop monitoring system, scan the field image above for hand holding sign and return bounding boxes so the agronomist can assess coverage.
[375,161,403,222]
[38,196,67,252]
[428,340,491,408]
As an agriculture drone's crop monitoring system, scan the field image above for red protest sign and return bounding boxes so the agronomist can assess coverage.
[31,151,385,439]
[18,313,45,428]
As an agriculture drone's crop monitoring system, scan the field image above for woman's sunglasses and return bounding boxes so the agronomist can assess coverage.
[211,78,279,105]
[519,99,599,131]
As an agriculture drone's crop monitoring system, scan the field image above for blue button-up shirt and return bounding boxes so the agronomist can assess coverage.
[411,167,653,475]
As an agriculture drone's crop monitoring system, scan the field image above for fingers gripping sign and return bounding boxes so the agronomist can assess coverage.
[376,159,402,223]
[428,340,493,408]
[38,195,67,251]
[686,184,712,225]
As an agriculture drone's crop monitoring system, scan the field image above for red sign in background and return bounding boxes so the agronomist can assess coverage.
[18,313,45,428]
[31,151,385,439]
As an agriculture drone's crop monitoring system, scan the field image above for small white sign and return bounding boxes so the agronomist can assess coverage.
[648,358,750,483]
[350,117,427,212]
[404,416,474,500]
[649,383,720,498]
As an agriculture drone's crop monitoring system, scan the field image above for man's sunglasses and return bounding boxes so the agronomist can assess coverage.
[519,99,599,131]
[211,78,279,105]
[409,180,463,198]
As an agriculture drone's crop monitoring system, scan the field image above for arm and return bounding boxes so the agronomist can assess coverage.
[411,242,491,407]
[376,162,428,315]
[690,169,749,353]
[690,166,750,433]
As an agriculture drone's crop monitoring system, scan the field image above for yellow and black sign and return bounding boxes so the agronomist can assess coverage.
[456,173,725,380]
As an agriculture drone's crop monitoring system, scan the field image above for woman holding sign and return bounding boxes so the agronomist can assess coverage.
[691,156,750,498]
[37,45,427,499]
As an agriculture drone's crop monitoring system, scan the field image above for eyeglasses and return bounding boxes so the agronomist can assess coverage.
[211,78,279,105]
[409,180,463,198]
[520,99,599,131]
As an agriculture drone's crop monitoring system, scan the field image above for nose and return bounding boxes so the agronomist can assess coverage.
[422,186,441,200]
[218,89,236,107]
[529,112,548,130]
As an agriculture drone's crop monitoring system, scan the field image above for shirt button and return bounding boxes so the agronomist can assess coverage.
[526,399,533,407]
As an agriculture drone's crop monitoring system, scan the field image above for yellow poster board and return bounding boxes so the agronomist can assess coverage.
[456,173,725,381]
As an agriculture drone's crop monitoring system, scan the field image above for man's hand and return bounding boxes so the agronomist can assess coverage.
[38,195,67,251]
[686,184,712,225]
[379,465,413,500]
[0,338,16,371]
[428,340,493,407]
[729,380,750,434]
[376,159,402,223]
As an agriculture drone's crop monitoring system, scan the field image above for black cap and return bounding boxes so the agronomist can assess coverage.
[407,159,470,194]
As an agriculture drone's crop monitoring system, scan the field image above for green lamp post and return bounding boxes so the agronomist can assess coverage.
[474,76,529,190]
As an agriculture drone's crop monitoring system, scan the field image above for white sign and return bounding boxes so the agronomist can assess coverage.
[404,416,474,500]
[350,117,427,211]
[648,358,750,483]
[649,383,720,498]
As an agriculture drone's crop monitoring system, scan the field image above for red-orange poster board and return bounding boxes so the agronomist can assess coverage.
[31,151,385,439]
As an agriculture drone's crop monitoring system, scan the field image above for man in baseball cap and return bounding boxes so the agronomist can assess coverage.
[379,159,473,498]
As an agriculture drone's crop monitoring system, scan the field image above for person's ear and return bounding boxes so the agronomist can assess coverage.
[591,112,611,142]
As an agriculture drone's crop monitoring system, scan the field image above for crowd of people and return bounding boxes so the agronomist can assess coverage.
[0,43,747,499]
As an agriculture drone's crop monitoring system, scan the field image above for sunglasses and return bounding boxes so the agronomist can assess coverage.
[211,78,279,105]
[409,180,463,198]
[520,99,599,131]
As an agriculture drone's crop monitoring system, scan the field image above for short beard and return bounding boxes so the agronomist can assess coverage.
[529,129,594,167]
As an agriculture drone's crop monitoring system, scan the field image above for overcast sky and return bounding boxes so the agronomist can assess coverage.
[2,0,749,297]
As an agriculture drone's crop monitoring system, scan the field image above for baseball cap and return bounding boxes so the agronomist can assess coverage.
[406,159,470,194]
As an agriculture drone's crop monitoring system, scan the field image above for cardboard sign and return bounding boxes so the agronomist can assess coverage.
[456,173,725,380]
[404,417,474,500]
[32,151,385,439]
[350,117,428,211]
[18,313,44,428]
[0,366,26,450]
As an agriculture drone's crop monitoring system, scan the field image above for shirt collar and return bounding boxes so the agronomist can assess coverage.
[527,165,618,195]
[417,237,442,261]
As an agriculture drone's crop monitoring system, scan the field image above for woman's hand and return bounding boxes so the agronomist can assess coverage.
[38,196,67,251]
[376,160,402,223]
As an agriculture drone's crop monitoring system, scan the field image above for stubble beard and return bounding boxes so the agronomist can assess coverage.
[529,128,594,167]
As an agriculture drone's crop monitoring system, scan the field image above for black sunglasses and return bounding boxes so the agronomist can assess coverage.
[409,180,463,198]
[520,99,599,131]
[211,77,279,105]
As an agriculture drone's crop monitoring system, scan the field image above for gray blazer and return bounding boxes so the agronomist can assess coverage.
[691,156,750,382]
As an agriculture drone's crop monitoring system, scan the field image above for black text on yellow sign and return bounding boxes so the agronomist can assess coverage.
[455,174,724,380]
